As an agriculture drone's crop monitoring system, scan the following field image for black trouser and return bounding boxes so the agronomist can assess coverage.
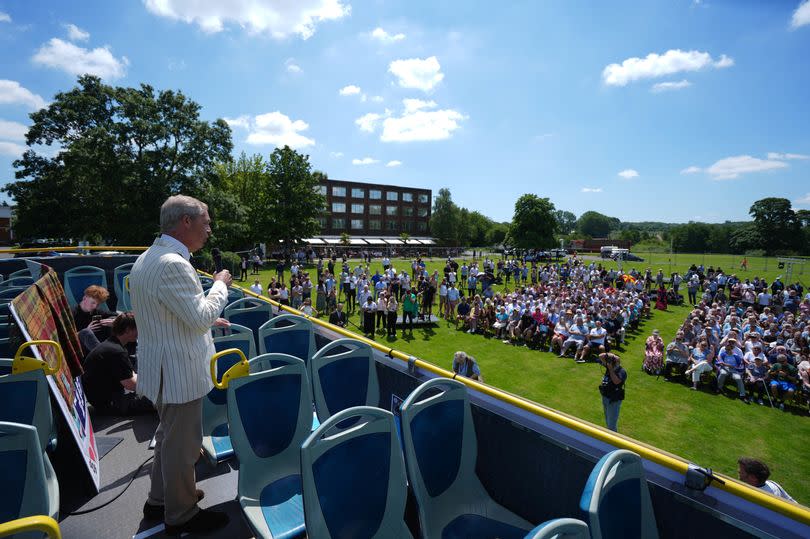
[363,311,375,335]
[93,392,155,416]
[376,309,386,329]
[664,361,687,378]
[387,311,398,336]
[403,311,415,332]
[688,290,697,304]
[240,268,248,281]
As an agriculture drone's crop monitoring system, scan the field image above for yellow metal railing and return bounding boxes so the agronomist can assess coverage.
[221,275,810,526]
[0,516,61,538]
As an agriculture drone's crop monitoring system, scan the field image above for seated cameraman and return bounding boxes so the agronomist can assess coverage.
[598,352,627,432]
[81,312,154,416]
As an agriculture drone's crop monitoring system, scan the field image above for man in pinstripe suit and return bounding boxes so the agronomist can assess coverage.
[130,195,233,535]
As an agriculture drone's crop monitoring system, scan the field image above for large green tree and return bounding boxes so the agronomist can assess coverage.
[554,210,577,235]
[508,194,557,249]
[749,197,800,254]
[5,75,232,243]
[430,188,460,245]
[576,211,617,238]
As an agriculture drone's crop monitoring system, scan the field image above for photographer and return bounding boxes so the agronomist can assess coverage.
[598,352,627,432]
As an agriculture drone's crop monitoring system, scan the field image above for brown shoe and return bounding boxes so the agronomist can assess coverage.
[165,509,229,536]
[142,489,205,521]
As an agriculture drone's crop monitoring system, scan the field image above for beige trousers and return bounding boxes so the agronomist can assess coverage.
[146,381,203,525]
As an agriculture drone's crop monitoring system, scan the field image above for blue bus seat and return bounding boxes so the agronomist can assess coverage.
[224,298,273,350]
[400,378,534,539]
[301,407,413,539]
[579,450,659,539]
[113,263,134,311]
[201,331,257,466]
[226,353,312,539]
[258,314,316,367]
[309,339,380,423]
[63,266,108,309]
[0,422,59,523]
[0,287,28,302]
[0,277,35,288]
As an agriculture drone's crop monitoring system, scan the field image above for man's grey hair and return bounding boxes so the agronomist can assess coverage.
[160,195,208,233]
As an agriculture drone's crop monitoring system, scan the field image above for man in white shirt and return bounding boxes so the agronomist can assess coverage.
[249,279,263,295]
[738,458,795,502]
[361,295,377,337]
[131,195,232,534]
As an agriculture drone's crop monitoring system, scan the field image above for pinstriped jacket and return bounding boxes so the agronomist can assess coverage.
[130,236,229,404]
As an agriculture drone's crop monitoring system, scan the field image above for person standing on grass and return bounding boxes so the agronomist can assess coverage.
[402,289,419,335]
[386,294,399,337]
[598,352,627,432]
[361,294,377,338]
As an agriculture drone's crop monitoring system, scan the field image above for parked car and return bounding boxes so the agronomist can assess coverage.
[613,252,644,262]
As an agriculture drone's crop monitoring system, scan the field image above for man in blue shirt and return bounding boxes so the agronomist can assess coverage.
[452,351,483,382]
[716,339,749,402]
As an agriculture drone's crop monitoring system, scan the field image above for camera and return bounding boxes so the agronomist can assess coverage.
[92,315,102,322]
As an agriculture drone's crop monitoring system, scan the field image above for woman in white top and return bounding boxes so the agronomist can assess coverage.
[386,295,399,337]
[277,284,290,305]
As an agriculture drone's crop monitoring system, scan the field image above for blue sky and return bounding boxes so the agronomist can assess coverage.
[1,0,809,223]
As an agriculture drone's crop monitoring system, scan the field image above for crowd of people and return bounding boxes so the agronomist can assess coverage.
[641,264,810,413]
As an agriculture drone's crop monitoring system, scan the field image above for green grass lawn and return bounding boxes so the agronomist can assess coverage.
[242,253,810,505]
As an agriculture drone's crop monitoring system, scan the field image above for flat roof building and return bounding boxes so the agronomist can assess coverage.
[317,178,431,237]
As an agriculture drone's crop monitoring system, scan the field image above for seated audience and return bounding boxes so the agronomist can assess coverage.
[663,331,690,379]
[643,329,665,375]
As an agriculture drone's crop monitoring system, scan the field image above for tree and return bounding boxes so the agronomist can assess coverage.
[729,223,763,253]
[340,232,351,247]
[430,188,460,245]
[508,194,557,249]
[261,146,326,252]
[554,210,577,235]
[670,222,711,252]
[399,232,411,245]
[576,211,615,238]
[749,197,799,253]
[486,222,509,246]
[5,75,232,243]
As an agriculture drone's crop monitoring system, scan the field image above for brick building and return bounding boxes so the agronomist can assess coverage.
[317,179,431,236]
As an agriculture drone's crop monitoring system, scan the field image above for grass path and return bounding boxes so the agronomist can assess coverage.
[242,255,810,505]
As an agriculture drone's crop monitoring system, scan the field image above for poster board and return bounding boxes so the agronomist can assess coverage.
[9,299,101,491]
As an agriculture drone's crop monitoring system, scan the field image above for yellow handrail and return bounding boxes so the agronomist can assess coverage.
[13,340,64,376]
[0,516,61,538]
[209,347,249,390]
[215,273,810,525]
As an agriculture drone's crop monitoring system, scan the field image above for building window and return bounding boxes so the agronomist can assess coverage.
[386,191,399,201]
[368,219,381,230]
[386,221,398,231]
[403,206,414,217]
[402,192,413,202]
[332,217,346,229]
[369,189,382,200]
[417,222,427,232]
[369,204,382,215]
[403,221,414,232]
[418,207,428,217]
[316,185,327,195]
[351,203,364,214]
[418,193,429,204]
[317,216,327,228]
[386,205,398,216]
[351,188,365,198]
[351,219,364,230]
[332,202,346,213]
[332,186,346,197]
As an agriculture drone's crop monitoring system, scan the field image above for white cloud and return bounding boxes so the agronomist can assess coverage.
[581,187,603,193]
[65,23,90,42]
[402,98,436,113]
[224,115,251,130]
[602,49,733,87]
[352,157,378,165]
[355,112,387,133]
[285,59,302,73]
[143,0,350,39]
[32,38,129,80]
[329,151,343,158]
[371,27,405,43]
[389,56,444,92]
[794,193,810,205]
[381,107,465,142]
[0,80,47,110]
[651,80,692,93]
[0,11,11,23]
[618,169,639,179]
[0,141,26,157]
[370,95,384,103]
[339,85,362,96]
[680,166,702,175]
[385,160,402,167]
[791,0,810,29]
[767,152,809,160]
[228,112,315,148]
[0,119,28,141]
[705,155,788,180]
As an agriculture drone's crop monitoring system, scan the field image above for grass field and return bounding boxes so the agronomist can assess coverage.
[243,253,810,505]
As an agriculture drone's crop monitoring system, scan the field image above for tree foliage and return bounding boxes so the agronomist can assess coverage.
[576,211,618,238]
[554,210,577,235]
[430,188,460,245]
[508,194,557,249]
[6,75,232,243]
[749,197,800,254]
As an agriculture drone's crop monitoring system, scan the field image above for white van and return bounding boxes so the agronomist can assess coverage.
[600,246,618,258]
